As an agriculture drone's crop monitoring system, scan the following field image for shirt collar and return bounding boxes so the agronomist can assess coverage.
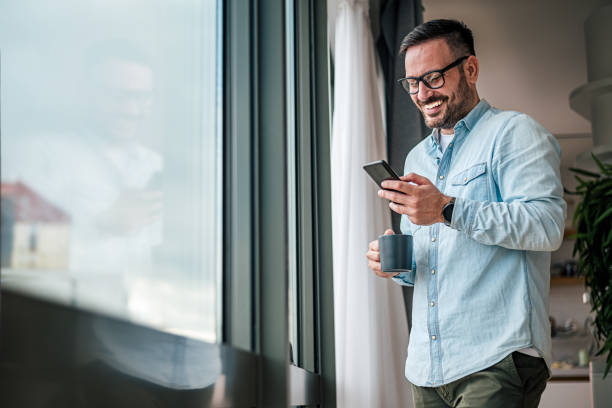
[456,99,490,132]
[426,99,490,156]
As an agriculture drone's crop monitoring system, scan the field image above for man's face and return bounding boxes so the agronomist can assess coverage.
[91,58,154,141]
[404,38,473,131]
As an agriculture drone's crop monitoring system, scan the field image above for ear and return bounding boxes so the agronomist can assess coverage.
[463,55,479,85]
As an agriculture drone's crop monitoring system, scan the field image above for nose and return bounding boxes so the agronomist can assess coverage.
[417,80,433,101]
[123,96,152,118]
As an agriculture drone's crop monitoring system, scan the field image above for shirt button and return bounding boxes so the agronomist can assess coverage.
[431,269,436,274]
[463,177,468,182]
[431,237,436,242]
[430,301,435,307]
[431,335,437,340]
[439,175,444,179]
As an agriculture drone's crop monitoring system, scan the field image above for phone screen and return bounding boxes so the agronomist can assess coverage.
[363,160,400,188]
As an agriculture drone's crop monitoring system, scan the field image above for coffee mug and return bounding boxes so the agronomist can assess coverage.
[378,234,413,273]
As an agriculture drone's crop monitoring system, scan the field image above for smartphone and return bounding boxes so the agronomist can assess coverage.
[363,160,400,188]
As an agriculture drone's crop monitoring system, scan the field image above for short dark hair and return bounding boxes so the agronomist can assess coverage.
[399,19,475,58]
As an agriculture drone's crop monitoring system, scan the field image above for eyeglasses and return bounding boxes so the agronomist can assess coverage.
[398,56,470,95]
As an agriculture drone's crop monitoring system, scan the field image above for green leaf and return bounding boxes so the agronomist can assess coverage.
[594,207,612,227]
[570,167,601,178]
[564,187,581,196]
[572,202,583,224]
[592,153,607,175]
[591,179,612,195]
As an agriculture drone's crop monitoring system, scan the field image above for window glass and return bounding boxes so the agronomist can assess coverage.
[0,0,221,343]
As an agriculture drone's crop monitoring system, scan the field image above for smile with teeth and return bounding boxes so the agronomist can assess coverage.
[424,100,443,110]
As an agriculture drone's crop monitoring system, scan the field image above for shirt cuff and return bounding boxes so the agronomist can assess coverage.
[391,269,416,287]
[451,196,478,234]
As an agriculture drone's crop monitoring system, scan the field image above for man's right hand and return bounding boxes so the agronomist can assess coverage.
[98,189,162,235]
[366,229,399,278]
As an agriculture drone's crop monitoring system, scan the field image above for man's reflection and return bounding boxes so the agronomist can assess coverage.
[2,38,222,397]
[84,44,162,242]
[4,41,162,316]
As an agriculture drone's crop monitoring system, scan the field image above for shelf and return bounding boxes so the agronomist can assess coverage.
[550,276,584,286]
[576,144,612,168]
[550,366,589,382]
[569,76,612,120]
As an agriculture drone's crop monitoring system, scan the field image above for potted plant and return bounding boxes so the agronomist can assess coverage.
[568,154,612,406]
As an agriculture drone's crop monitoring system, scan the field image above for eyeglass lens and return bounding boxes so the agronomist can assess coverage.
[403,72,444,94]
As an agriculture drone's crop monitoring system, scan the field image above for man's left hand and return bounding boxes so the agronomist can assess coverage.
[379,173,452,226]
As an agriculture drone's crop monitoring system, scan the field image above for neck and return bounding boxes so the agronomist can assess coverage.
[440,93,481,135]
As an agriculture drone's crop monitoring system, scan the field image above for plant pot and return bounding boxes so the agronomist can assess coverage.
[589,359,612,407]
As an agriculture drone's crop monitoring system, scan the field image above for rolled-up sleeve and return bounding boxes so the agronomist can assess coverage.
[451,114,566,251]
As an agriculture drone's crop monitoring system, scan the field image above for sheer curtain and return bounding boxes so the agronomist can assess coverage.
[331,0,412,406]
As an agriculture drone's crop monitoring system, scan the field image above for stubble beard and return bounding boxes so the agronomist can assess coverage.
[420,72,474,131]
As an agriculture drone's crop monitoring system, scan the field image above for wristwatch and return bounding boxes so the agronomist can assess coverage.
[442,197,456,227]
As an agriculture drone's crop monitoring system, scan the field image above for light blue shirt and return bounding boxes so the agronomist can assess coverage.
[392,99,566,387]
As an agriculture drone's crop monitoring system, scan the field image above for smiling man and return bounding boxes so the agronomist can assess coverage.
[365,20,566,407]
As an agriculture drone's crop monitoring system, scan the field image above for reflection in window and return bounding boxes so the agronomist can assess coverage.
[0,0,221,343]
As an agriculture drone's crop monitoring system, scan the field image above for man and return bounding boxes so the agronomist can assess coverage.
[366,19,565,407]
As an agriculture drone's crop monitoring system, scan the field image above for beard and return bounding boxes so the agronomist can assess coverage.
[418,72,474,130]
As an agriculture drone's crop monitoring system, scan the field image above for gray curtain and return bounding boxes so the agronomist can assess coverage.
[375,0,428,330]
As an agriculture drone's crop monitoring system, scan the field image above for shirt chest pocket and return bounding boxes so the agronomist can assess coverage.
[450,162,488,200]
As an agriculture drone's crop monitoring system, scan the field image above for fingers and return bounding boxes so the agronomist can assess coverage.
[380,172,430,191]
[389,201,434,226]
[368,260,381,274]
[378,188,414,204]
[400,172,432,186]
[366,249,380,262]
[380,180,418,194]
[368,229,394,253]
[368,239,379,251]
[390,200,419,216]
[149,201,163,220]
[389,201,405,215]
[366,244,383,276]
[367,229,400,279]
[368,260,397,278]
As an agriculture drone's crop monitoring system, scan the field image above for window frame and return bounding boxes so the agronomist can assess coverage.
[0,0,335,406]
[223,0,335,406]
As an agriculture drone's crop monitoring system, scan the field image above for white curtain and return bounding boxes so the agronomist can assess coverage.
[331,1,412,407]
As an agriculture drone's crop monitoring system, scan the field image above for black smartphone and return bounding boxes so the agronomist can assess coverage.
[363,160,400,188]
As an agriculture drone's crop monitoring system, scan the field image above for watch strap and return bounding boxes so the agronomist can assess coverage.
[442,197,456,226]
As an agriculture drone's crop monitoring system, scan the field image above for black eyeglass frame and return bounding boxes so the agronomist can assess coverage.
[398,55,470,94]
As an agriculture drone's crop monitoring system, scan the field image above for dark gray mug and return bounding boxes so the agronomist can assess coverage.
[378,234,413,273]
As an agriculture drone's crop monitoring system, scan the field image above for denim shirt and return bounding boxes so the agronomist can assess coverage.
[392,100,566,387]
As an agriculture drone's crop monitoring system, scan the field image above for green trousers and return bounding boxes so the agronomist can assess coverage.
[411,352,549,408]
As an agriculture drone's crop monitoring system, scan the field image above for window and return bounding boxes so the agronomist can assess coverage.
[0,0,222,342]
[0,1,335,406]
